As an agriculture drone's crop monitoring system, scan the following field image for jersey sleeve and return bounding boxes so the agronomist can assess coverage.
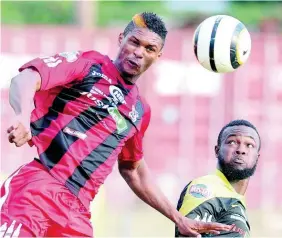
[118,99,151,162]
[175,182,216,238]
[19,51,92,91]
[215,203,250,237]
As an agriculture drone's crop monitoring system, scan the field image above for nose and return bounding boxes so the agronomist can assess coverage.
[236,144,247,155]
[134,46,144,59]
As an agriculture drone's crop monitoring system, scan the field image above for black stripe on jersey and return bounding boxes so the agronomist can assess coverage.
[176,182,191,211]
[31,64,103,137]
[193,25,201,61]
[39,80,134,170]
[230,23,245,69]
[209,16,223,72]
[31,87,81,137]
[65,128,129,196]
[65,99,144,195]
[39,105,101,170]
[175,182,191,237]
[39,98,114,170]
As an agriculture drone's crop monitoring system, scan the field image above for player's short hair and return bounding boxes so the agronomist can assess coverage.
[217,119,261,150]
[123,12,168,44]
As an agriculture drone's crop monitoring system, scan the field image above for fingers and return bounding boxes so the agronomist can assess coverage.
[15,134,31,147]
[9,133,30,147]
[7,124,32,147]
[6,121,19,133]
[188,229,201,238]
[197,221,232,232]
[207,230,220,235]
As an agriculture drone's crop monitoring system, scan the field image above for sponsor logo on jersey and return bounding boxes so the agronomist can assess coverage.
[107,107,128,133]
[91,70,112,84]
[63,127,87,140]
[80,85,126,108]
[80,91,105,108]
[189,184,212,198]
[109,85,126,105]
[129,105,139,123]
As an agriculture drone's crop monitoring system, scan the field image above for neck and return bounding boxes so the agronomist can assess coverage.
[113,60,139,84]
[230,179,249,195]
[217,165,249,195]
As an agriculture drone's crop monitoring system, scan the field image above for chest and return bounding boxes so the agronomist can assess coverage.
[71,65,144,135]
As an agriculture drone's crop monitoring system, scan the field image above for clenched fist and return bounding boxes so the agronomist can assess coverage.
[7,115,32,147]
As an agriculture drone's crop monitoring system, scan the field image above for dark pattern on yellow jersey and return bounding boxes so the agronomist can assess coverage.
[175,169,250,237]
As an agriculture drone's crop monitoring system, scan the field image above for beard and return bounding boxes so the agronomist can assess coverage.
[218,153,258,182]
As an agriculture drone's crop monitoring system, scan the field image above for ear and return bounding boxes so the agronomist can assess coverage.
[215,145,220,158]
[118,33,124,47]
[157,51,163,59]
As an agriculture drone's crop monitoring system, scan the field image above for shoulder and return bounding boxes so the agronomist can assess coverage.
[178,174,224,215]
[80,50,108,62]
[178,173,246,216]
[184,174,217,200]
[188,173,238,199]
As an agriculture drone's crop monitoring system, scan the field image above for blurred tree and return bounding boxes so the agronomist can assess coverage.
[1,1,76,25]
[1,1,171,27]
[1,1,169,26]
[229,1,282,27]
[96,1,170,27]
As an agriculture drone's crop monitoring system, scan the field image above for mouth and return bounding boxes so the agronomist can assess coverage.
[127,59,140,68]
[232,157,245,165]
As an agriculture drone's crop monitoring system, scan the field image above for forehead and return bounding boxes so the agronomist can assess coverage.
[221,125,260,144]
[126,28,163,47]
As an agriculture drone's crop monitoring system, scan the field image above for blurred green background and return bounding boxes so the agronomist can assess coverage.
[2,1,282,31]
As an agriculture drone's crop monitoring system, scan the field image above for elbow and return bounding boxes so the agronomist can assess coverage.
[119,165,136,184]
[9,76,21,98]
[10,69,41,92]
[10,75,19,87]
[118,160,142,184]
[119,165,131,179]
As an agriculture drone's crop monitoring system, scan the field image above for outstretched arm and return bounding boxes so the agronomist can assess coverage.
[118,159,231,237]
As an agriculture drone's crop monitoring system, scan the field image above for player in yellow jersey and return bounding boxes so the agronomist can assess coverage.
[176,120,261,237]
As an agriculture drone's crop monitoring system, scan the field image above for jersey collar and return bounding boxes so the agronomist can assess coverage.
[214,169,246,206]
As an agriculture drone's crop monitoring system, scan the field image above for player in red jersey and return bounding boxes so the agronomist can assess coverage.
[1,12,231,237]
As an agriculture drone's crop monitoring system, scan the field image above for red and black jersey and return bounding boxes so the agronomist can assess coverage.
[19,50,151,208]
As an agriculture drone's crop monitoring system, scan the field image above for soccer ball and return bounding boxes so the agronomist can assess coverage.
[193,15,251,73]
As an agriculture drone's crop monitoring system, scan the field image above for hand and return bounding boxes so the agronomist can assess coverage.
[7,115,32,147]
[177,217,232,237]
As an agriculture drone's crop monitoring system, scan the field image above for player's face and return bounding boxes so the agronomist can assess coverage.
[115,28,163,80]
[215,126,260,182]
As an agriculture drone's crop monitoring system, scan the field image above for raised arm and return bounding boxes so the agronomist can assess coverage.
[7,69,41,147]
[10,68,41,115]
[7,51,93,147]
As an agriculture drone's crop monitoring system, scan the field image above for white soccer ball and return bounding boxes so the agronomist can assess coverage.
[193,15,251,73]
